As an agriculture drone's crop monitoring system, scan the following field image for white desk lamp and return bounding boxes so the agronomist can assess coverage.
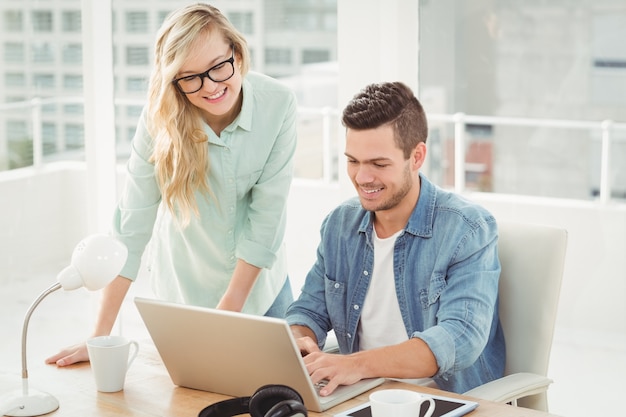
[0,234,127,417]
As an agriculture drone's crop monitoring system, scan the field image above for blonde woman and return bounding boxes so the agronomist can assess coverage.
[47,3,297,366]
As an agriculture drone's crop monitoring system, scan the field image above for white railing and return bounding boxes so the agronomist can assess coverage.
[429,113,626,205]
[1,97,625,203]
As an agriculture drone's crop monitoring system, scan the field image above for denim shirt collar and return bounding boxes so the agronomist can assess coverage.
[357,172,436,238]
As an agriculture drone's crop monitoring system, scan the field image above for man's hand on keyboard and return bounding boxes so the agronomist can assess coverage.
[301,351,366,396]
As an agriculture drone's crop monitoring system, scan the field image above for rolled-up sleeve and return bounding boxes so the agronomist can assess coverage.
[111,110,160,280]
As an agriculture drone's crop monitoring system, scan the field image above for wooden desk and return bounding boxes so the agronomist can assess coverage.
[1,343,561,417]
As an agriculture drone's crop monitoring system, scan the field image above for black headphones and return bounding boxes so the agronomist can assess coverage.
[198,385,308,417]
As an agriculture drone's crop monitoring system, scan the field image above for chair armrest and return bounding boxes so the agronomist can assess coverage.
[463,372,553,404]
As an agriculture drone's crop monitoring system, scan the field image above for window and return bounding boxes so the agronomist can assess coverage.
[590,13,626,106]
[64,104,83,115]
[65,124,84,149]
[322,12,337,31]
[32,11,53,32]
[62,43,82,64]
[6,120,27,141]
[42,122,57,155]
[285,13,316,30]
[228,12,254,34]
[63,74,83,90]
[32,43,55,63]
[42,103,57,114]
[33,74,55,89]
[3,10,23,32]
[126,105,143,117]
[111,10,117,33]
[126,46,149,66]
[265,48,292,65]
[6,120,31,168]
[302,49,330,64]
[5,96,25,103]
[4,43,24,62]
[5,73,25,87]
[127,126,137,142]
[62,10,81,32]
[126,11,149,33]
[126,77,147,92]
[419,0,626,200]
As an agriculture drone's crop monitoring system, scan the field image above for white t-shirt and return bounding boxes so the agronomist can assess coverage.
[358,227,408,350]
[357,226,438,388]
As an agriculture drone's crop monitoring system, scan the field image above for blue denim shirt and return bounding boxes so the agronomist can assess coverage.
[286,174,505,393]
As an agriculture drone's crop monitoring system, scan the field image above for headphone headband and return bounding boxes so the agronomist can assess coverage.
[198,385,307,417]
[198,397,250,417]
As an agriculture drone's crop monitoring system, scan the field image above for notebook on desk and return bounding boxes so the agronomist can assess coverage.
[134,297,385,412]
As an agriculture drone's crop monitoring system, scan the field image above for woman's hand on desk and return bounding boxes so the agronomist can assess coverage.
[45,342,88,367]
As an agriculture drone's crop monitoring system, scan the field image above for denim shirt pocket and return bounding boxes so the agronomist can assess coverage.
[324,275,347,334]
[419,273,447,310]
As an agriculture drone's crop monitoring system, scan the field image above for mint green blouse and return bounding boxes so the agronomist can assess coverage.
[112,72,297,315]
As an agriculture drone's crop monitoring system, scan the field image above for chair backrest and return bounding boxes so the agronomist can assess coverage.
[497,221,568,376]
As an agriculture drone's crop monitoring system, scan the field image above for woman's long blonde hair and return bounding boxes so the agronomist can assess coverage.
[146,3,250,227]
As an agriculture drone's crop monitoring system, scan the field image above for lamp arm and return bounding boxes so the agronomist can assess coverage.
[21,282,62,379]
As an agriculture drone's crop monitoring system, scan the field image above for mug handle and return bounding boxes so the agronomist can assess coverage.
[421,397,436,417]
[127,340,139,369]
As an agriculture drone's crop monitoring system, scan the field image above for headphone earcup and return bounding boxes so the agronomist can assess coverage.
[264,399,308,417]
[248,385,307,417]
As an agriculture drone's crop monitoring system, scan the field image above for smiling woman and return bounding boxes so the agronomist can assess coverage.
[44,2,300,369]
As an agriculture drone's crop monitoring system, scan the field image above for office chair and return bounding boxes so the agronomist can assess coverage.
[464,221,568,411]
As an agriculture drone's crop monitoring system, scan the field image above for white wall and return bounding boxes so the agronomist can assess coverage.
[0,163,89,277]
[470,192,626,336]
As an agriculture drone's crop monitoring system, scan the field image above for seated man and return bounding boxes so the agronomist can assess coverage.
[286,81,505,396]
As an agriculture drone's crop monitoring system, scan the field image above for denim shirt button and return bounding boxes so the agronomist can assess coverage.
[363,270,369,276]
[334,283,340,289]
[353,304,359,310]
[347,333,352,338]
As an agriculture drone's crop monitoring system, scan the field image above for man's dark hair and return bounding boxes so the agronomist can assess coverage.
[341,82,428,158]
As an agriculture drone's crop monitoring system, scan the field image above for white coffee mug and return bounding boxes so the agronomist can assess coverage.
[369,389,436,417]
[87,335,139,392]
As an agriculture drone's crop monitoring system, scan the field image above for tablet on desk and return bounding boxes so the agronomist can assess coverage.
[333,392,478,417]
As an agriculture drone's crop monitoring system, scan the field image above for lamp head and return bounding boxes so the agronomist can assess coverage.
[56,234,128,291]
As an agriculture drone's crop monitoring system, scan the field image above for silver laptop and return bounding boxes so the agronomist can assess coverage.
[134,297,385,412]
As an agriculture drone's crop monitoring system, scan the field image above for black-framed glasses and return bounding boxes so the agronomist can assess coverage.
[172,45,235,94]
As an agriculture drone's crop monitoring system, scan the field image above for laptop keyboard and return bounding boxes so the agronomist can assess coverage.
[314,379,329,394]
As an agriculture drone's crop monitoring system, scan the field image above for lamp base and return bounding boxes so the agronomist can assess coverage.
[0,389,59,417]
